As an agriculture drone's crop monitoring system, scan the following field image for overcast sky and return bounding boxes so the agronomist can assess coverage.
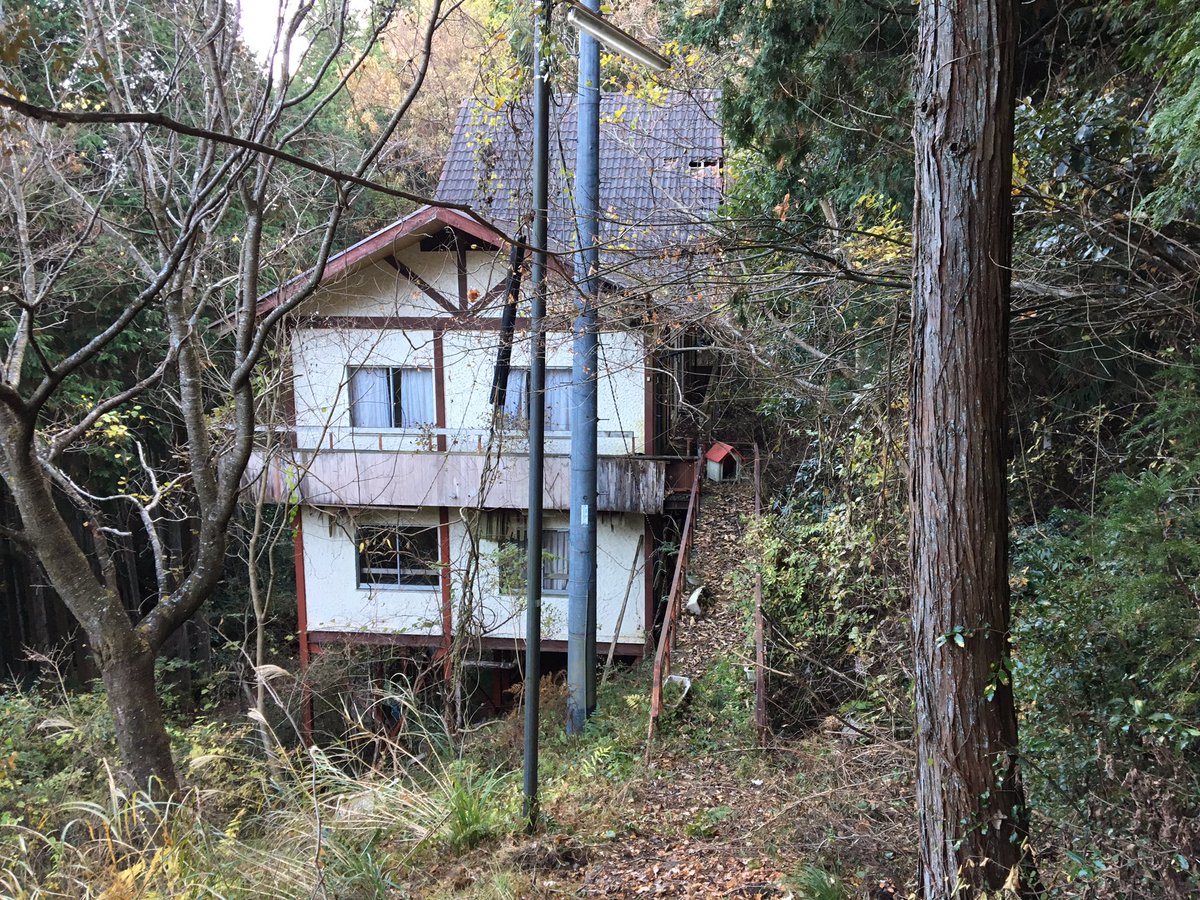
[237,1,374,63]
[238,2,305,61]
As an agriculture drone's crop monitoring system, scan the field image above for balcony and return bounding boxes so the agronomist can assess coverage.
[249,439,667,514]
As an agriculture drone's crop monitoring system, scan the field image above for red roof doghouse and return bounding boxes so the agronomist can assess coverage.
[705,442,744,482]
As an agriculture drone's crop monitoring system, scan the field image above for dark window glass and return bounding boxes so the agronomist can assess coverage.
[357,526,440,587]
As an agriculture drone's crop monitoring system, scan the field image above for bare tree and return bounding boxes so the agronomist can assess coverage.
[0,0,449,794]
[909,0,1039,895]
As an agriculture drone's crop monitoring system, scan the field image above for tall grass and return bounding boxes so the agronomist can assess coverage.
[0,677,517,899]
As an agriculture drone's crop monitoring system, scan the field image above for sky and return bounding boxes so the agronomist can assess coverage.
[237,1,308,63]
[238,0,377,73]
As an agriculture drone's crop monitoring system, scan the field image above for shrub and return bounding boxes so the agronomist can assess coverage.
[747,424,908,732]
[1013,360,1200,898]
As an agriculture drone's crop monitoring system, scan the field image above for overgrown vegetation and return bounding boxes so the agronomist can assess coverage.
[2,0,1199,895]
[0,672,517,897]
[1010,361,1200,898]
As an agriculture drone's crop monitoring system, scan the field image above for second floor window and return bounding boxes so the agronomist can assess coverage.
[357,526,440,588]
[502,367,572,432]
[348,366,435,428]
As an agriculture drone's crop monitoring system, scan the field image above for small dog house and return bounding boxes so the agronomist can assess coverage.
[705,441,743,482]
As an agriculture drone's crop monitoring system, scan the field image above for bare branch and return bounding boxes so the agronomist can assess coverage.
[0,93,485,215]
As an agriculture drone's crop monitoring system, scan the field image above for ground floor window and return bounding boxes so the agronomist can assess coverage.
[497,521,570,595]
[357,526,440,588]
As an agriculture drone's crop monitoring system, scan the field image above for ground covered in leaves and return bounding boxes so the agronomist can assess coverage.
[412,693,915,899]
[409,478,917,899]
[0,477,916,899]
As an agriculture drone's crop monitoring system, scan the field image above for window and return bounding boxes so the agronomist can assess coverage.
[348,367,435,428]
[540,529,569,593]
[501,367,572,432]
[357,526,440,588]
[497,524,570,595]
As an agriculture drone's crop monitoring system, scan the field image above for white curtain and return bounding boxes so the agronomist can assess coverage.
[541,529,569,593]
[503,369,529,422]
[349,367,392,427]
[398,368,435,427]
[543,368,572,432]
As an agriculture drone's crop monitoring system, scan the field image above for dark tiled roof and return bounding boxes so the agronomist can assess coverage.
[435,90,723,287]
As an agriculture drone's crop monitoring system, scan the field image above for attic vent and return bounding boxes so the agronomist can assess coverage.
[688,158,721,169]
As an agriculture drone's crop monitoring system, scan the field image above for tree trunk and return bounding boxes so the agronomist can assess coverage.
[98,639,180,797]
[0,425,181,794]
[910,0,1037,895]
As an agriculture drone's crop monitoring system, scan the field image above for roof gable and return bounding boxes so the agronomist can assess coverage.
[257,206,511,316]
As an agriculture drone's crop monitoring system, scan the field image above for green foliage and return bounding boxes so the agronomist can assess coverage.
[786,864,850,900]
[747,423,906,730]
[683,803,732,838]
[672,0,915,216]
[540,673,647,788]
[0,683,113,828]
[1014,358,1200,894]
[440,761,516,851]
[683,655,753,748]
[1101,0,1200,220]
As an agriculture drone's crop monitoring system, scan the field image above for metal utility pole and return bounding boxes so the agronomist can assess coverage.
[522,0,551,828]
[561,0,668,735]
[566,0,601,736]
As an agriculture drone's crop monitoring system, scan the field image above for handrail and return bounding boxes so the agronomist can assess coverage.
[645,451,703,762]
[752,444,768,747]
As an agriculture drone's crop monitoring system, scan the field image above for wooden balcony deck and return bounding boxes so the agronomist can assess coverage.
[248,447,667,513]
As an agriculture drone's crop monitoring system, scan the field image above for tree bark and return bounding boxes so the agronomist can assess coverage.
[99,639,179,796]
[910,0,1037,895]
[0,419,180,793]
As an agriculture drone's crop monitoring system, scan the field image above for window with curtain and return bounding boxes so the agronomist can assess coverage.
[540,529,569,593]
[356,526,440,588]
[497,521,570,595]
[501,367,572,432]
[502,369,529,423]
[348,367,435,428]
[543,368,572,432]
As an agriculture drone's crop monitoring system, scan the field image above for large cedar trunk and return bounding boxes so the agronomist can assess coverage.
[910,0,1036,895]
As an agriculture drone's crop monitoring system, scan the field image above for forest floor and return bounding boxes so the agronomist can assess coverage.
[0,480,917,899]
[409,481,917,899]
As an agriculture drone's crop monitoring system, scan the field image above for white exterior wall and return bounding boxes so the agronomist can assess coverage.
[294,238,653,647]
[303,506,647,646]
[291,327,646,456]
[302,506,444,637]
[303,248,504,319]
[467,511,647,645]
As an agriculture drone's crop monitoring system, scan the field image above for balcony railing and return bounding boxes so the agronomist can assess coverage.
[247,445,666,514]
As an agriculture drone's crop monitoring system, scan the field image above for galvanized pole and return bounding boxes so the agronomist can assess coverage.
[522,0,551,827]
[566,0,601,735]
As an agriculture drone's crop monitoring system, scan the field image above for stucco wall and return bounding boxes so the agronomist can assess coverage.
[290,326,647,455]
[302,506,647,645]
[296,248,506,319]
[302,506,445,637]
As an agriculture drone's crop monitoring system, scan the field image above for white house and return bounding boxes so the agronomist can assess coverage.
[258,91,722,698]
